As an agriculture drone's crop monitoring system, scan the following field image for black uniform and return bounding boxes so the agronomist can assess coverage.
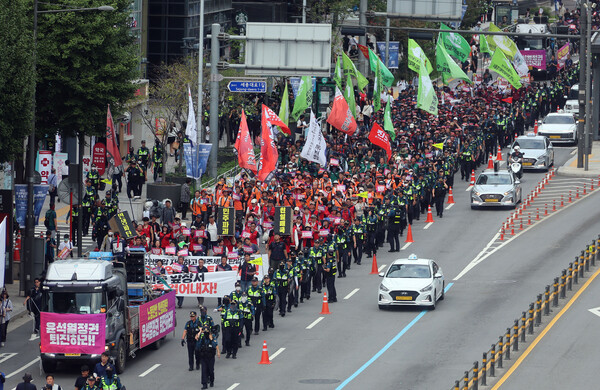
[183,318,201,370]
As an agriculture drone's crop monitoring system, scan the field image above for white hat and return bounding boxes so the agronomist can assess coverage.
[294,206,300,211]
[251,199,257,204]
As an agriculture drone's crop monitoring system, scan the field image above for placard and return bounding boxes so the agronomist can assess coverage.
[273,206,292,235]
[139,291,176,348]
[108,211,136,239]
[301,230,313,239]
[40,312,106,354]
[217,207,235,236]
[150,271,238,297]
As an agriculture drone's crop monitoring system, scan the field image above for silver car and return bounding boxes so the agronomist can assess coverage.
[510,134,554,171]
[471,170,522,209]
[537,113,577,144]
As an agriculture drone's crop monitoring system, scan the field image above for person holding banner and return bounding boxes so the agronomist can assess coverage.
[57,234,74,259]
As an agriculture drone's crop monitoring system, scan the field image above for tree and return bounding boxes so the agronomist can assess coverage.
[35,0,138,139]
[0,0,34,163]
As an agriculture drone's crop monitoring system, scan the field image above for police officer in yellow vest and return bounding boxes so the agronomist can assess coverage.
[323,249,338,302]
[99,366,123,390]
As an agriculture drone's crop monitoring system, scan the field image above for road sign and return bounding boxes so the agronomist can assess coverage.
[228,81,267,93]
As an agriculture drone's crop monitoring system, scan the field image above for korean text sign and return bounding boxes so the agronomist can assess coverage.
[139,291,176,348]
[150,271,238,297]
[273,206,292,235]
[40,312,106,354]
[217,207,235,236]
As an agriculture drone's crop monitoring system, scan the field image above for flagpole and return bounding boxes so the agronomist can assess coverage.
[196,0,205,189]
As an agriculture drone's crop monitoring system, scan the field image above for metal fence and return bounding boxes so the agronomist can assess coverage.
[450,236,600,390]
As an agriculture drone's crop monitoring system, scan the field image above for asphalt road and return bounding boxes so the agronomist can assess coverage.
[2,145,594,390]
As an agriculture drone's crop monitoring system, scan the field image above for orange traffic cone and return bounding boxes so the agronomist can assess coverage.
[258,340,271,365]
[447,187,455,204]
[534,121,539,135]
[496,145,503,161]
[487,154,494,169]
[469,170,475,185]
[405,224,414,243]
[426,205,434,223]
[320,292,331,315]
[370,253,379,274]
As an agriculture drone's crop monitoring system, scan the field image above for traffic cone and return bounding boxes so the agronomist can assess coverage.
[426,205,434,223]
[405,224,414,243]
[534,121,539,135]
[258,340,271,365]
[487,153,494,169]
[370,254,379,274]
[470,170,475,185]
[447,187,455,204]
[320,292,331,315]
[496,145,503,161]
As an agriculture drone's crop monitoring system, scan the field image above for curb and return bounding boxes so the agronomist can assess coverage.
[556,154,600,178]
[11,308,29,321]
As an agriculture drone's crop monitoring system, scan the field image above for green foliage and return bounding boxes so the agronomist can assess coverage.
[35,0,138,139]
[0,0,34,162]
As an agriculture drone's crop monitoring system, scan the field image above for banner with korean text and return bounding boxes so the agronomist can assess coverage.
[150,271,238,297]
[40,312,106,354]
[144,254,269,277]
[139,291,176,348]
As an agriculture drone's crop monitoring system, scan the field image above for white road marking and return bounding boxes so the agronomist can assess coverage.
[588,307,600,318]
[6,357,40,379]
[378,264,387,272]
[28,333,39,341]
[306,317,324,329]
[465,185,473,192]
[401,242,412,250]
[0,353,18,364]
[344,288,360,300]
[227,384,240,390]
[269,347,285,360]
[571,149,577,155]
[139,363,161,377]
[445,203,454,210]
[424,222,433,230]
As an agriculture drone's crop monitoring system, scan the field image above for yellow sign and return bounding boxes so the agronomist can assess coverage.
[433,143,444,150]
[357,192,369,198]
[249,257,263,266]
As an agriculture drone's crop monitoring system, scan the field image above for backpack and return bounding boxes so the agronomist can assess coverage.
[44,210,52,228]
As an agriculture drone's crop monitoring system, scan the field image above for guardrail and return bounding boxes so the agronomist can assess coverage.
[450,236,600,390]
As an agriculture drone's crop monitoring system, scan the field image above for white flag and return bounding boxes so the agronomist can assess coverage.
[185,86,197,144]
[0,217,5,288]
[511,50,529,77]
[300,110,327,166]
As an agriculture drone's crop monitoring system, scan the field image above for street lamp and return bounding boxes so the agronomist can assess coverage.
[22,1,114,294]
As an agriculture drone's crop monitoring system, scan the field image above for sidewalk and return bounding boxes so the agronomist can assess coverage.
[557,141,600,177]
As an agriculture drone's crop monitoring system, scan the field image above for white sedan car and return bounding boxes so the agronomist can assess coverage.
[378,255,445,310]
[537,112,577,144]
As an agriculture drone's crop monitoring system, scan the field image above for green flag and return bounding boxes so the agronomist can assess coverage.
[417,61,438,116]
[488,23,518,59]
[291,76,313,120]
[435,40,472,85]
[368,48,394,86]
[333,55,343,88]
[439,23,471,63]
[374,60,383,113]
[342,52,369,91]
[344,75,356,118]
[408,39,433,74]
[489,50,522,89]
[279,83,290,133]
[479,34,492,55]
[383,100,395,141]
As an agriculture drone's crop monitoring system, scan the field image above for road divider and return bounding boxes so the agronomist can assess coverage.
[449,236,600,390]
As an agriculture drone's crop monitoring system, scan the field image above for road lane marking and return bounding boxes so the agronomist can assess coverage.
[571,148,577,155]
[344,288,360,300]
[466,185,473,192]
[336,283,454,390]
[226,384,240,390]
[492,265,600,389]
[454,188,600,281]
[306,317,324,329]
[445,203,454,210]
[269,347,285,360]
[588,306,600,318]
[401,242,412,250]
[378,264,387,272]
[139,363,161,377]
[6,357,40,379]
[424,222,433,230]
[0,353,17,364]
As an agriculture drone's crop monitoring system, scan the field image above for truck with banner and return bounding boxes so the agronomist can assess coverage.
[39,259,176,373]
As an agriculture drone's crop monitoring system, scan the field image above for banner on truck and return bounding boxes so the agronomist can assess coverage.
[139,291,176,348]
[40,312,106,354]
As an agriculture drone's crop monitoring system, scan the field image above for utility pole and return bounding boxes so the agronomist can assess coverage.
[208,23,220,178]
[584,1,592,170]
[196,0,205,186]
[302,0,306,23]
[359,0,368,75]
[577,2,587,168]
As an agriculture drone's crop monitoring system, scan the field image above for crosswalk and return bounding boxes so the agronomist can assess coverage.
[34,223,97,252]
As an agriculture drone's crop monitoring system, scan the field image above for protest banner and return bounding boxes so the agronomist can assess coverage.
[273,206,292,235]
[144,254,269,277]
[217,207,235,236]
[139,291,176,348]
[150,271,238,297]
[40,312,106,354]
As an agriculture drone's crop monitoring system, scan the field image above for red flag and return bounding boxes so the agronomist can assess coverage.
[501,97,513,104]
[234,111,257,174]
[369,122,392,162]
[106,105,122,168]
[258,104,288,181]
[327,87,357,136]
[357,44,370,60]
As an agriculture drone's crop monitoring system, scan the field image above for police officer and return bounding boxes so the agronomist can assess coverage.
[181,311,201,371]
[100,366,122,390]
[198,305,214,329]
[70,204,80,246]
[238,293,254,346]
[222,300,241,359]
[336,221,351,277]
[151,140,164,182]
[432,177,448,218]
[125,161,140,199]
[230,281,243,303]
[247,277,264,334]
[137,140,150,174]
[352,217,364,265]
[298,251,312,300]
[274,261,290,316]
[387,203,402,252]
[87,164,100,195]
[286,257,299,311]
[364,208,378,258]
[261,275,276,330]
[310,241,325,294]
[323,249,337,302]
[195,325,220,389]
